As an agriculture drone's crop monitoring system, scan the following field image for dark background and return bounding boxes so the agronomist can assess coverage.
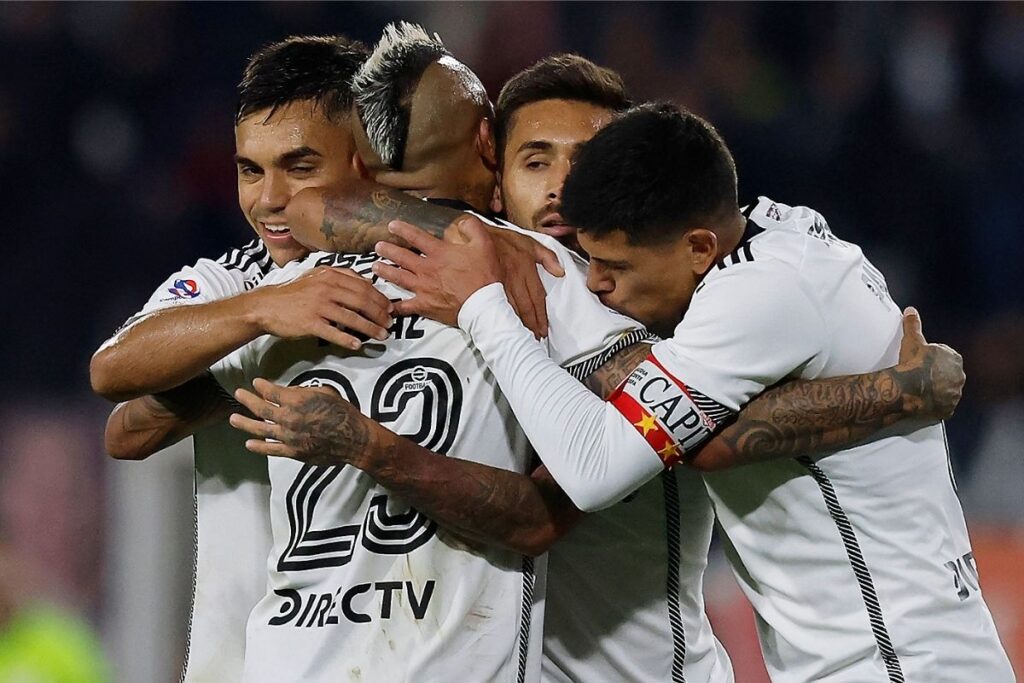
[1,3,1021,679]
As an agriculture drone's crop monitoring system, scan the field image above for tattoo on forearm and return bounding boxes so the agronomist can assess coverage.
[318,185,460,253]
[374,442,573,553]
[582,342,653,399]
[711,365,916,464]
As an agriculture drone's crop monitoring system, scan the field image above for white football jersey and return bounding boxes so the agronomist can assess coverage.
[217,227,644,683]
[131,239,276,683]
[644,198,1013,682]
[542,467,734,683]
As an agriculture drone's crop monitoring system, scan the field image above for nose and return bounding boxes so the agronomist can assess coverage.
[258,171,290,213]
[546,157,572,201]
[587,264,615,295]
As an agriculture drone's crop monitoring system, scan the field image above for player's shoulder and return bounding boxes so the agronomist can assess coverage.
[743,195,856,256]
[214,238,275,280]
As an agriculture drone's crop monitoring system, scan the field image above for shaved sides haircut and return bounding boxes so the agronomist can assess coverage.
[353,22,451,169]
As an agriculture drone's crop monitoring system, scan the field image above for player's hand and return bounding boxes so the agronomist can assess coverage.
[229,378,377,468]
[373,217,555,338]
[247,267,393,350]
[487,228,563,338]
[896,307,965,420]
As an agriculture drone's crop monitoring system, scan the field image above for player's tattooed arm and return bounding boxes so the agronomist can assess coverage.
[284,180,462,254]
[689,307,965,471]
[230,379,579,555]
[105,373,236,460]
[581,342,654,398]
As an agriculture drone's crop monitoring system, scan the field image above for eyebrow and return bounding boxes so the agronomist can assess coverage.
[515,140,553,155]
[232,147,323,167]
[592,256,630,268]
[277,146,322,164]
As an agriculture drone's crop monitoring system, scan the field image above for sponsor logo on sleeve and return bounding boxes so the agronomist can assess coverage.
[167,278,201,299]
[608,355,717,467]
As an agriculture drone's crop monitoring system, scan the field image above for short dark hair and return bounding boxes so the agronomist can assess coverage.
[562,103,738,245]
[236,35,369,125]
[494,54,631,164]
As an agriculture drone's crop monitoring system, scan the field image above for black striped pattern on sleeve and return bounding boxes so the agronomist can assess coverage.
[565,329,658,381]
[216,239,273,277]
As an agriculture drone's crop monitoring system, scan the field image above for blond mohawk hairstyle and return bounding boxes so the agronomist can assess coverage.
[353,22,449,169]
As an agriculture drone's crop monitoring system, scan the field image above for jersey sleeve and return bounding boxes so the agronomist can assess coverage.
[456,259,829,512]
[486,222,652,373]
[208,256,316,396]
[652,260,828,412]
[124,258,248,329]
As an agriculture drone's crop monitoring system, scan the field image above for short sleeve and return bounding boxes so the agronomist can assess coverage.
[651,260,828,416]
[209,257,314,395]
[127,259,247,326]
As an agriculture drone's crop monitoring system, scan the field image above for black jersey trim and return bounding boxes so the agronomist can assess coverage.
[565,329,658,381]
[940,422,957,493]
[662,470,688,682]
[687,386,735,425]
[797,457,905,683]
[715,219,763,271]
[178,465,200,683]
[217,239,273,277]
[516,555,536,683]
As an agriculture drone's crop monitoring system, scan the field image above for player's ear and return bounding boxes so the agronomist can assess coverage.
[476,117,498,172]
[687,229,719,276]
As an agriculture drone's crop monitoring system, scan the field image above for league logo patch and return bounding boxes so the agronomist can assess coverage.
[167,278,200,299]
[609,355,717,467]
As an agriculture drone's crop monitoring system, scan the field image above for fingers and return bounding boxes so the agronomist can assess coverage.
[234,387,279,420]
[229,412,280,441]
[388,220,443,254]
[244,439,297,459]
[456,216,491,243]
[505,275,547,339]
[375,241,427,275]
[391,298,423,317]
[902,306,925,343]
[372,261,419,292]
[523,267,550,338]
[321,269,393,329]
[251,378,285,405]
[534,242,565,278]
[322,303,390,343]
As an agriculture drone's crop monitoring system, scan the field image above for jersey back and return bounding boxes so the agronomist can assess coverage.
[223,235,642,683]
[542,467,734,683]
[659,198,1014,682]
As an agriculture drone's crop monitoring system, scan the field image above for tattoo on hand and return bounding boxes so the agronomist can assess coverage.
[284,391,371,467]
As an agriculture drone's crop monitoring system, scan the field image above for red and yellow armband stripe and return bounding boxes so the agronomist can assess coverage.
[608,353,718,468]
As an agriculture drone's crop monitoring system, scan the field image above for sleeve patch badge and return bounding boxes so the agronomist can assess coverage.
[609,354,717,467]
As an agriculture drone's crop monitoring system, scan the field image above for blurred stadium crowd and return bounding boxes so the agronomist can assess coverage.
[1,2,1021,681]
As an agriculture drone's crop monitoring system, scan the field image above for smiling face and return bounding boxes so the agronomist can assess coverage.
[498,99,615,253]
[235,100,359,266]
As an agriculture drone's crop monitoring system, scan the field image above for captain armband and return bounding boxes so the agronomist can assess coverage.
[608,355,722,467]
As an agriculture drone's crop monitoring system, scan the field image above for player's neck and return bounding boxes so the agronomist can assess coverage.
[713,209,747,258]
